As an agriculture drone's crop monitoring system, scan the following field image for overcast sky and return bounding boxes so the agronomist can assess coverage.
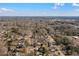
[0,3,79,16]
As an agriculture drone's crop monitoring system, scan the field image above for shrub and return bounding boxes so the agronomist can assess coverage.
[61,37,70,45]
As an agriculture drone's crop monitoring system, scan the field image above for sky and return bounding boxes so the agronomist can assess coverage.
[0,3,79,16]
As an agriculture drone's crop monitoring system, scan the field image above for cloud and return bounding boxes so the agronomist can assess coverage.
[72,3,79,6]
[0,8,15,13]
[55,3,64,6]
[53,3,64,9]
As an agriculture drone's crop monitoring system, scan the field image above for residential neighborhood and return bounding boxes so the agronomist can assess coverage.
[0,16,79,56]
